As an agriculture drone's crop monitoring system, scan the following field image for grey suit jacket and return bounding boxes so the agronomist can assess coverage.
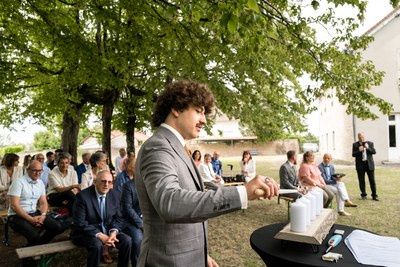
[135,126,242,267]
[279,161,298,190]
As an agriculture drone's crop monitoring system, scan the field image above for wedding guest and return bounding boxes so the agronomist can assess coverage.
[81,152,108,190]
[318,153,357,216]
[199,153,224,188]
[240,150,256,182]
[191,150,202,168]
[0,153,23,210]
[298,151,334,208]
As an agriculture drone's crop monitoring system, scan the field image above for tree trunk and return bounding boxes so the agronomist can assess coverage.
[61,102,85,167]
[101,90,119,170]
[126,114,136,154]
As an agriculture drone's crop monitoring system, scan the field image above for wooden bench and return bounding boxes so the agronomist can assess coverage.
[16,240,78,266]
[0,209,9,246]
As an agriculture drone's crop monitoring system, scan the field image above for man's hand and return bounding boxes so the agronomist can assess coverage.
[30,216,43,227]
[105,231,119,247]
[246,175,279,200]
[359,146,364,152]
[97,233,110,244]
[37,214,46,225]
[207,255,219,267]
[364,143,369,149]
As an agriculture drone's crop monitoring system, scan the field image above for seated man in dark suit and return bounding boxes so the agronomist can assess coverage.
[71,170,132,267]
[121,179,143,267]
[279,150,303,199]
[75,152,91,184]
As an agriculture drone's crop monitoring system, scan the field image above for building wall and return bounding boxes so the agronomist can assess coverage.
[318,14,400,163]
[354,15,400,163]
[318,95,354,161]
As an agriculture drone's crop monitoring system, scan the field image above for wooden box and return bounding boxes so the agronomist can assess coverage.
[274,208,337,245]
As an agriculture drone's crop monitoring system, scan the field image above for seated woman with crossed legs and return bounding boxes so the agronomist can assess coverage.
[298,151,335,208]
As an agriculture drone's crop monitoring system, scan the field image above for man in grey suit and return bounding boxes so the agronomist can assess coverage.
[279,150,302,199]
[136,80,279,267]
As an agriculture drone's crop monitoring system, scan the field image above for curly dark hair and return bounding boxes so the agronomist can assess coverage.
[152,80,215,127]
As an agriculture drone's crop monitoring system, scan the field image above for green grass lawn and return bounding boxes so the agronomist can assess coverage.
[207,156,400,266]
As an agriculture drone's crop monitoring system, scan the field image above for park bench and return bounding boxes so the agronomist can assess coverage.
[16,240,78,267]
[0,209,9,246]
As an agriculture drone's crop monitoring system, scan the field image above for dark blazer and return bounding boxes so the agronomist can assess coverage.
[121,180,143,229]
[279,161,298,189]
[352,141,376,171]
[318,163,336,185]
[71,185,124,238]
[75,163,87,184]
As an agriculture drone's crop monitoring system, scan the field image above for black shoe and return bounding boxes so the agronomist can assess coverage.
[372,197,379,201]
[361,196,367,200]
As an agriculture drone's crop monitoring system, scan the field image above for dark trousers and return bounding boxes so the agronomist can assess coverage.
[123,224,143,267]
[48,191,76,213]
[357,166,377,198]
[9,211,66,246]
[72,232,132,267]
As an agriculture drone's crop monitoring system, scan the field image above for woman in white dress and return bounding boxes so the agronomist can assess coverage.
[240,150,256,182]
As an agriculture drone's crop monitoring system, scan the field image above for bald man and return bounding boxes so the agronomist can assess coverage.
[352,133,378,201]
[7,160,66,246]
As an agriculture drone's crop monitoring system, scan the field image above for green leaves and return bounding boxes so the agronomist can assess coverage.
[247,0,260,13]
[227,14,238,33]
[0,0,396,145]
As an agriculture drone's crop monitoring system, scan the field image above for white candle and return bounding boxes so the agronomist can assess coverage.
[298,196,311,226]
[290,201,307,233]
[304,193,316,221]
[316,187,324,212]
[311,188,323,215]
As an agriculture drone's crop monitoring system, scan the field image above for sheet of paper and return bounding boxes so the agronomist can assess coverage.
[345,230,400,267]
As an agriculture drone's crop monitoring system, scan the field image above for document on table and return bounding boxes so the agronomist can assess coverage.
[345,229,400,267]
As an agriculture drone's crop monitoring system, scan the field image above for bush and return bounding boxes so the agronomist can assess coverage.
[33,130,61,150]
[0,144,25,156]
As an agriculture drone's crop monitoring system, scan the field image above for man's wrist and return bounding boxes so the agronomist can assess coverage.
[41,212,47,216]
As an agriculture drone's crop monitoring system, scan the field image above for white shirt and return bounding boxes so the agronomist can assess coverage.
[115,156,126,175]
[7,175,46,216]
[198,162,224,185]
[47,166,78,195]
[160,124,247,208]
[240,159,256,179]
[81,168,95,190]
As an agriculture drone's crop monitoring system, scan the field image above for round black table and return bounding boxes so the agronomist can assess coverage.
[250,223,379,267]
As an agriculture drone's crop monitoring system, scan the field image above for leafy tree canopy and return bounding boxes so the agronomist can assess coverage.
[33,130,61,150]
[0,0,398,142]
